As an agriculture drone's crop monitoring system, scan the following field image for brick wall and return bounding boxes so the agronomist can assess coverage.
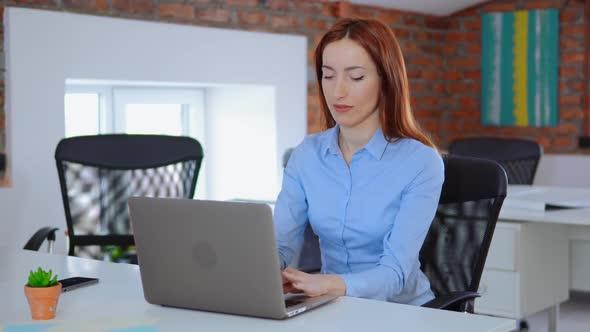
[0,0,587,158]
[443,0,587,153]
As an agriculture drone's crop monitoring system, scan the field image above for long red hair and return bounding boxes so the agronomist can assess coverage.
[314,18,435,149]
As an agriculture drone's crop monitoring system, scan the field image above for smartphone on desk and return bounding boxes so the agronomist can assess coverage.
[58,276,99,293]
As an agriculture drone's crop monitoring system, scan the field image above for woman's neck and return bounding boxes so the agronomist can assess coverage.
[338,123,379,156]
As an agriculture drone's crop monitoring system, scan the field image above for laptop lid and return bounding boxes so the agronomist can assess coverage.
[128,197,288,319]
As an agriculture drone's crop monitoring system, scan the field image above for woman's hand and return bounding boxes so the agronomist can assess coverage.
[281,268,346,297]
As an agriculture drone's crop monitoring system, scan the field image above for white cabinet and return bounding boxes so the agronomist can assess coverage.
[475,221,570,319]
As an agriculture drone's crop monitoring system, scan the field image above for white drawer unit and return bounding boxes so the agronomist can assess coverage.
[475,221,569,319]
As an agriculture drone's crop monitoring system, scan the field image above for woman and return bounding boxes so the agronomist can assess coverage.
[275,18,444,305]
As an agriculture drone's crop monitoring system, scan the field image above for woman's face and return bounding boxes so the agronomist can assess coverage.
[321,38,381,131]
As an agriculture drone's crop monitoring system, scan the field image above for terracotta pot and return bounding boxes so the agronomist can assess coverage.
[24,282,62,320]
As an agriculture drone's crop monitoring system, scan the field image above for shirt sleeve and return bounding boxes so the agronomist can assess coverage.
[338,148,444,301]
[273,144,309,270]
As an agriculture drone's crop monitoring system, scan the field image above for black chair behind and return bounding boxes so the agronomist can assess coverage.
[420,155,507,312]
[54,134,203,260]
[448,137,541,184]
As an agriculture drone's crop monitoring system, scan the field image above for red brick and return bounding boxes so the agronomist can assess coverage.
[524,0,563,9]
[560,38,583,50]
[568,80,584,93]
[447,82,480,94]
[562,25,585,36]
[559,95,583,107]
[447,57,479,68]
[420,96,440,107]
[159,3,194,19]
[431,83,444,94]
[484,3,515,12]
[560,66,583,79]
[442,45,458,56]
[560,8,582,22]
[226,0,257,7]
[562,52,585,63]
[421,70,441,80]
[463,20,481,30]
[376,12,400,24]
[448,32,478,42]
[421,122,440,133]
[464,44,481,54]
[464,70,480,80]
[403,14,423,26]
[63,0,109,11]
[554,122,580,134]
[12,0,55,4]
[453,109,479,119]
[561,109,584,119]
[458,97,478,108]
[463,121,483,132]
[553,136,574,148]
[188,0,211,3]
[271,15,297,29]
[424,17,450,29]
[294,1,328,15]
[238,11,266,25]
[267,0,290,11]
[304,17,328,31]
[195,8,231,23]
[444,122,462,132]
[113,0,153,14]
[536,136,551,149]
[394,29,411,39]
[0,111,4,128]
[412,56,440,67]
[413,31,429,42]
[444,70,461,80]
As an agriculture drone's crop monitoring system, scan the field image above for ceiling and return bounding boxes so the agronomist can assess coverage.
[346,0,489,16]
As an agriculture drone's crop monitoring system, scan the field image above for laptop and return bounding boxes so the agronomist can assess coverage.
[128,197,338,319]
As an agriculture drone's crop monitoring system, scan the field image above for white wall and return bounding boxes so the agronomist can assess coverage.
[206,85,278,201]
[1,8,307,253]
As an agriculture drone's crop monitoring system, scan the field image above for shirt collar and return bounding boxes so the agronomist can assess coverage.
[322,125,388,160]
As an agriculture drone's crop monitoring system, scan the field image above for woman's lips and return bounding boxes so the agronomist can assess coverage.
[333,104,353,113]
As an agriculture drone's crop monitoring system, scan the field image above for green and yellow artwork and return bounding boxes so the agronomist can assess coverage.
[481,9,559,127]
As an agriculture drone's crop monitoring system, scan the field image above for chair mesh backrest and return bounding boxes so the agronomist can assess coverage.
[448,137,542,184]
[420,155,507,297]
[56,135,203,259]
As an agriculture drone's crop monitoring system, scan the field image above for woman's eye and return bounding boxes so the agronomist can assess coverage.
[323,76,334,80]
[352,76,364,81]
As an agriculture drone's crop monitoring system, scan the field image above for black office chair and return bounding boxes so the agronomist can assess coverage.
[420,155,507,312]
[23,227,60,253]
[448,137,542,184]
[30,134,203,261]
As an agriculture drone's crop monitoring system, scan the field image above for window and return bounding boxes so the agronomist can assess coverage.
[64,85,207,198]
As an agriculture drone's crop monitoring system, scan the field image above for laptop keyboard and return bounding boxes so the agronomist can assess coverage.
[285,298,305,308]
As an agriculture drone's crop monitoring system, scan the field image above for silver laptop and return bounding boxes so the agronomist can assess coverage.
[128,197,337,319]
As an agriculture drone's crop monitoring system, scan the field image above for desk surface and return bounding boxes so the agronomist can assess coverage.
[0,250,514,332]
[499,185,590,226]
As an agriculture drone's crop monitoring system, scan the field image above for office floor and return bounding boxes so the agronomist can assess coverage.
[520,291,590,332]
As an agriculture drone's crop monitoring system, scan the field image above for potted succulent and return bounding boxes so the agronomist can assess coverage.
[24,267,62,320]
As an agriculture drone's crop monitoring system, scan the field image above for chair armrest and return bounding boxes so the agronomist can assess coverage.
[23,227,59,251]
[421,291,480,311]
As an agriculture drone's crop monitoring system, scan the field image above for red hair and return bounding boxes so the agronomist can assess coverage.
[314,18,435,149]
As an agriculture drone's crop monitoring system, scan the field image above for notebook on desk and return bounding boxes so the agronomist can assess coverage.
[128,197,337,319]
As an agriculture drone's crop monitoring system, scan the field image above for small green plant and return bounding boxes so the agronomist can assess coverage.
[27,267,58,288]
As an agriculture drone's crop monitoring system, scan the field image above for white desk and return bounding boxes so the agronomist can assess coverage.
[476,185,590,332]
[0,250,514,332]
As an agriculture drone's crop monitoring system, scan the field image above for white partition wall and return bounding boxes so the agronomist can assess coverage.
[1,8,307,253]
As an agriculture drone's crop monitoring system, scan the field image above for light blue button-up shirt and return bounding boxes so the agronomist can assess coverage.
[274,125,444,305]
